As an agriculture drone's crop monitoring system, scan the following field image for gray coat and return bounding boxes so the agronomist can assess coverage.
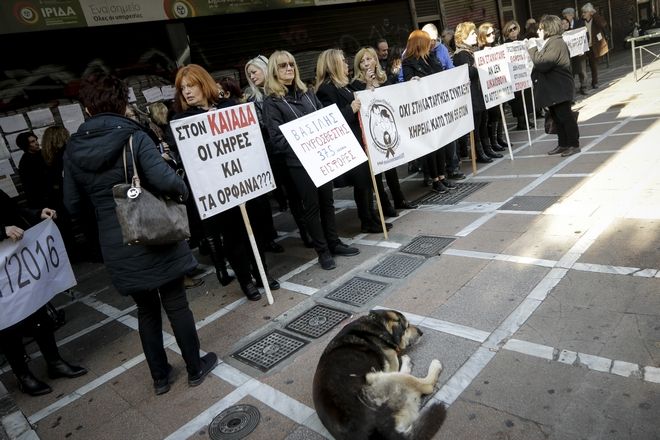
[64,114,196,295]
[529,35,575,108]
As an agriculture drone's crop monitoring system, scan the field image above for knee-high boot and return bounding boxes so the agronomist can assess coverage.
[204,236,234,286]
[475,138,493,163]
[496,121,510,150]
[481,126,503,159]
[488,122,505,152]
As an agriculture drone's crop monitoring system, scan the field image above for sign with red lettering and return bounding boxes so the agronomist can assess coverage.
[169,102,274,218]
[503,41,533,92]
[278,104,368,187]
[475,46,515,109]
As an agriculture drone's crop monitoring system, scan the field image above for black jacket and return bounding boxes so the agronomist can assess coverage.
[63,113,196,295]
[0,190,41,241]
[263,88,323,167]
[18,151,49,209]
[529,35,575,108]
[452,49,486,112]
[316,81,361,143]
[402,56,443,81]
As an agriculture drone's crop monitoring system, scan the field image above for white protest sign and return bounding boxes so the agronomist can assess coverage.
[504,41,533,92]
[475,45,515,109]
[355,65,474,175]
[563,28,589,57]
[169,103,274,218]
[279,104,368,187]
[0,219,76,330]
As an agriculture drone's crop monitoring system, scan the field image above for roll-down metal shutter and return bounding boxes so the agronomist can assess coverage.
[441,0,500,31]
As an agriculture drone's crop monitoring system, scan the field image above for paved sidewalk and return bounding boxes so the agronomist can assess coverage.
[1,51,659,440]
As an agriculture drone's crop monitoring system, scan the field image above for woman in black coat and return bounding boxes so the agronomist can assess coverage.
[64,72,217,395]
[263,50,360,271]
[453,22,494,164]
[528,15,580,157]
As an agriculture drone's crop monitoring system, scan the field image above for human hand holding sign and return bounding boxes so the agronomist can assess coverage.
[4,225,24,242]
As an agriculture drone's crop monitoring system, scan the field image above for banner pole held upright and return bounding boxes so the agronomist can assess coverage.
[530,83,538,131]
[499,104,514,161]
[239,203,273,305]
[357,110,388,239]
[521,91,533,148]
[469,131,477,175]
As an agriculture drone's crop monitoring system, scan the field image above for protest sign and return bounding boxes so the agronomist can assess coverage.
[475,45,515,109]
[504,41,533,92]
[169,102,274,219]
[279,104,368,187]
[355,65,474,175]
[563,28,589,57]
[0,219,76,330]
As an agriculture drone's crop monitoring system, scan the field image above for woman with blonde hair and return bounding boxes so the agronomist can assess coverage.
[263,50,360,270]
[453,22,493,163]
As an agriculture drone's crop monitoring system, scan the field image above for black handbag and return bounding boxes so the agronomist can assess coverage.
[112,135,190,246]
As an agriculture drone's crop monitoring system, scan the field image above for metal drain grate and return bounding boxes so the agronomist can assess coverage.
[209,404,260,440]
[400,235,456,256]
[369,254,425,278]
[415,182,490,205]
[232,331,307,372]
[326,277,389,306]
[498,196,560,211]
[285,305,351,338]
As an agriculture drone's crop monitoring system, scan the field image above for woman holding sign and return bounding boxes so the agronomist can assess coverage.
[477,23,506,156]
[263,51,360,271]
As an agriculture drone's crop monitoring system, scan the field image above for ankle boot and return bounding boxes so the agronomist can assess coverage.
[475,140,493,163]
[240,281,262,301]
[47,359,88,379]
[488,122,504,152]
[205,237,235,286]
[482,141,503,159]
[17,371,52,396]
[496,122,510,150]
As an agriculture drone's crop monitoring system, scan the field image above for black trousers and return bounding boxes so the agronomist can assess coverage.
[571,55,587,88]
[586,49,599,86]
[549,100,580,148]
[0,306,60,376]
[288,166,339,254]
[129,276,201,380]
[423,148,447,178]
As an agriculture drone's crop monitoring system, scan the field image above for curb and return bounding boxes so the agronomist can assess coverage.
[0,382,39,440]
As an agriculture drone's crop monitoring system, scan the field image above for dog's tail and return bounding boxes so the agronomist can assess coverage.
[411,401,447,440]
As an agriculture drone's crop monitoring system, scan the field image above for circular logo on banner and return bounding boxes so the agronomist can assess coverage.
[14,2,40,25]
[367,100,399,158]
[164,0,196,19]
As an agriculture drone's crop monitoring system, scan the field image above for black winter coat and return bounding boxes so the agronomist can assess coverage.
[316,81,361,143]
[528,35,574,108]
[0,190,41,241]
[63,113,196,295]
[262,88,323,167]
[452,49,486,112]
[402,56,443,81]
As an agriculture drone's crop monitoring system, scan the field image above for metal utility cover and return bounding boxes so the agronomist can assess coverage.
[326,277,389,306]
[285,305,351,339]
[400,235,456,257]
[208,404,260,440]
[232,330,307,372]
[415,182,490,205]
[369,254,425,278]
[498,196,560,211]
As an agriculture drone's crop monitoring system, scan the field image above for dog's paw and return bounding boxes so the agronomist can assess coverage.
[400,355,413,373]
[429,359,443,380]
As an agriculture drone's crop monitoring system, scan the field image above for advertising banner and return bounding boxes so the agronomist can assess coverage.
[563,27,589,57]
[355,65,474,175]
[279,104,368,187]
[475,45,515,109]
[504,41,533,92]
[169,102,274,218]
[0,219,76,331]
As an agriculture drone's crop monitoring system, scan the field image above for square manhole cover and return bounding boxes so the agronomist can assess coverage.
[400,235,455,256]
[415,182,490,205]
[232,330,307,372]
[326,277,389,306]
[369,254,425,278]
[498,196,560,211]
[285,305,351,338]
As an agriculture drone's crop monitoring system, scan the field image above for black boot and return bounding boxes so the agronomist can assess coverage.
[488,122,505,152]
[17,371,52,396]
[240,281,262,301]
[47,359,88,379]
[496,122,510,150]
[475,140,493,163]
[481,137,503,159]
[204,237,235,286]
[515,115,526,130]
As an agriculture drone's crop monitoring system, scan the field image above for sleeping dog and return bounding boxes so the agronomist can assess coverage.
[313,309,446,440]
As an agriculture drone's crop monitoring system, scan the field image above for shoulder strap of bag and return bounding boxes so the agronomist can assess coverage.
[121,135,141,189]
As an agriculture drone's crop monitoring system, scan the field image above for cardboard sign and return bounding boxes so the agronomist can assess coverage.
[504,41,533,92]
[169,103,274,218]
[356,65,474,174]
[475,46,515,109]
[563,28,589,57]
[0,219,76,330]
[279,104,368,187]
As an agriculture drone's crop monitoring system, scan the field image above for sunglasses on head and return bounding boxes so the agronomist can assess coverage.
[277,61,296,69]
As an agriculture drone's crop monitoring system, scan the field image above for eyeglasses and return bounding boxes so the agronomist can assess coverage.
[277,62,296,69]
[509,26,518,31]
[487,31,495,36]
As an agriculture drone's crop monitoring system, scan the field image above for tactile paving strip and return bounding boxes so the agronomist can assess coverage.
[285,305,351,339]
[498,196,560,211]
[208,404,260,440]
[369,254,425,279]
[325,277,389,306]
[232,330,307,372]
[400,235,456,257]
[415,182,490,205]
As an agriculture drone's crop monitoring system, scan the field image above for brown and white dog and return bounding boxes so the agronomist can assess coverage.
[312,309,446,440]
